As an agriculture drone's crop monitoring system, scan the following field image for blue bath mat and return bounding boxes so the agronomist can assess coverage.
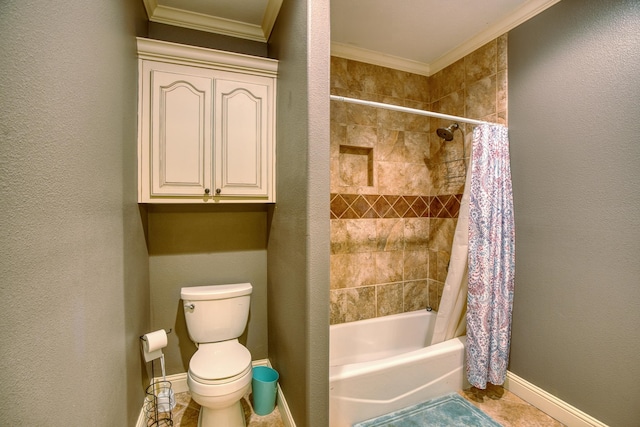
[352,393,501,427]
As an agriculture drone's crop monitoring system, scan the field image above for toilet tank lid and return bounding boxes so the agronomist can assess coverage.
[181,283,252,300]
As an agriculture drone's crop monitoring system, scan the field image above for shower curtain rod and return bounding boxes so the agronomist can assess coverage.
[330,95,491,126]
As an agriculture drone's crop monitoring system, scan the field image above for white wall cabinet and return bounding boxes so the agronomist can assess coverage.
[137,38,277,203]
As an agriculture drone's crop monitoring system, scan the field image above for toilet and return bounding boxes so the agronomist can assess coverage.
[181,283,253,427]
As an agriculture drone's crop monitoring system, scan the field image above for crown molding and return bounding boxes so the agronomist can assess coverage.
[331,42,431,77]
[137,38,278,76]
[261,0,283,42]
[429,0,562,74]
[143,0,283,43]
[331,0,561,76]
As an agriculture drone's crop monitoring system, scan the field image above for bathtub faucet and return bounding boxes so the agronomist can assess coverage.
[426,306,433,312]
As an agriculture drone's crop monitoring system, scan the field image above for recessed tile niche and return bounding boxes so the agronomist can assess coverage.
[339,145,373,187]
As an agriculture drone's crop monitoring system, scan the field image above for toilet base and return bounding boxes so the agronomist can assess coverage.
[197,400,245,427]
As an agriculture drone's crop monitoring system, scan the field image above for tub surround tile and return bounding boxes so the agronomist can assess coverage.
[375,251,404,283]
[466,75,497,119]
[428,218,456,252]
[404,113,431,133]
[404,218,430,250]
[431,58,465,102]
[330,34,507,325]
[377,282,404,316]
[348,123,378,146]
[497,34,508,72]
[331,56,349,91]
[330,98,348,125]
[435,250,450,282]
[377,128,406,161]
[330,287,377,324]
[330,218,377,254]
[330,252,376,289]
[376,218,404,252]
[428,279,445,311]
[403,280,429,311]
[403,249,429,281]
[404,130,430,160]
[497,69,508,118]
[377,107,406,132]
[376,161,407,195]
[465,40,497,84]
[405,163,431,195]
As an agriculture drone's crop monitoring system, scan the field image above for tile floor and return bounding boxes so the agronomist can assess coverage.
[170,390,284,427]
[168,385,565,426]
[459,385,565,427]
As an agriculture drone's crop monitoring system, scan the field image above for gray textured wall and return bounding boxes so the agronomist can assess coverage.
[0,1,150,425]
[148,205,269,374]
[268,0,331,425]
[508,1,640,425]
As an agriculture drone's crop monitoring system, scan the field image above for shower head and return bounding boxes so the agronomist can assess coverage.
[436,123,459,141]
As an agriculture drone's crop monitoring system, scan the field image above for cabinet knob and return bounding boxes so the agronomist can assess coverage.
[204,188,210,195]
[216,188,221,194]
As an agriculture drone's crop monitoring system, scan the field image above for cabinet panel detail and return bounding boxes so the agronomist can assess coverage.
[216,79,269,196]
[150,71,212,196]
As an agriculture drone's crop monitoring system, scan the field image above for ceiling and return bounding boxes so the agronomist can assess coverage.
[143,0,560,75]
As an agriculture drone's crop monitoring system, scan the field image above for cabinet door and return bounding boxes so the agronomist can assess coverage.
[148,66,213,197]
[214,74,272,198]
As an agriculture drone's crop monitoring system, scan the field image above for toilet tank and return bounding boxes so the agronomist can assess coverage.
[181,283,252,344]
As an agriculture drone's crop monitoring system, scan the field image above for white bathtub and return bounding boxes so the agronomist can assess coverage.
[329,310,468,426]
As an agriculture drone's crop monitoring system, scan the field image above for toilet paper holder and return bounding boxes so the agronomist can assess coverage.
[140,329,172,341]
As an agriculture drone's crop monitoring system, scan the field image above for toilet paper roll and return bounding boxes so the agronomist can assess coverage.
[142,330,167,362]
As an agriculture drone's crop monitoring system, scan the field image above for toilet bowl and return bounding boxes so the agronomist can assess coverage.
[181,283,253,427]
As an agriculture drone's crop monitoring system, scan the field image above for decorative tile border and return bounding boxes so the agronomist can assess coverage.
[330,193,462,219]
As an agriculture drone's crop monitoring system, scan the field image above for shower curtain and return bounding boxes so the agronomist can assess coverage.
[429,140,472,345]
[431,123,515,390]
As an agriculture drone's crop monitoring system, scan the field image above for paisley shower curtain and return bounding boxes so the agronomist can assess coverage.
[466,123,515,389]
[431,123,515,390]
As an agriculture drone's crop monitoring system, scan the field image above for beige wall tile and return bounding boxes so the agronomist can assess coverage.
[404,218,430,250]
[329,33,507,324]
[429,218,456,252]
[466,75,497,119]
[377,161,407,194]
[376,129,406,162]
[377,282,404,316]
[376,218,405,251]
[330,252,376,289]
[466,40,497,83]
[497,33,508,72]
[404,280,430,312]
[403,249,429,281]
[375,250,404,283]
[331,219,377,254]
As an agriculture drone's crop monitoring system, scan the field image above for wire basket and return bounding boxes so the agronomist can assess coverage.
[144,380,174,426]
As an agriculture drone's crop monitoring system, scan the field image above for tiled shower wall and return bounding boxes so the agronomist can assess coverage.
[329,35,508,324]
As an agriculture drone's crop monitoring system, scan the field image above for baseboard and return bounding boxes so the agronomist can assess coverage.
[136,359,295,427]
[504,371,609,427]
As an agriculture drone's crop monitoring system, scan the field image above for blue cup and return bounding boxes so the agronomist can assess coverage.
[252,366,279,416]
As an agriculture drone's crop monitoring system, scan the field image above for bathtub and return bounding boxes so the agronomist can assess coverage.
[329,310,468,426]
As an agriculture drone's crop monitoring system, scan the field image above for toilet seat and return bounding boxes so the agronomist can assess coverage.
[191,364,252,385]
[189,340,251,384]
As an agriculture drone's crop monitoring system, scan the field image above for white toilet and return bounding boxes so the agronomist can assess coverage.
[181,283,253,427]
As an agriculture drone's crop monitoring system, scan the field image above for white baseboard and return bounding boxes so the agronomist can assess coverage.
[136,359,295,427]
[504,371,609,427]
